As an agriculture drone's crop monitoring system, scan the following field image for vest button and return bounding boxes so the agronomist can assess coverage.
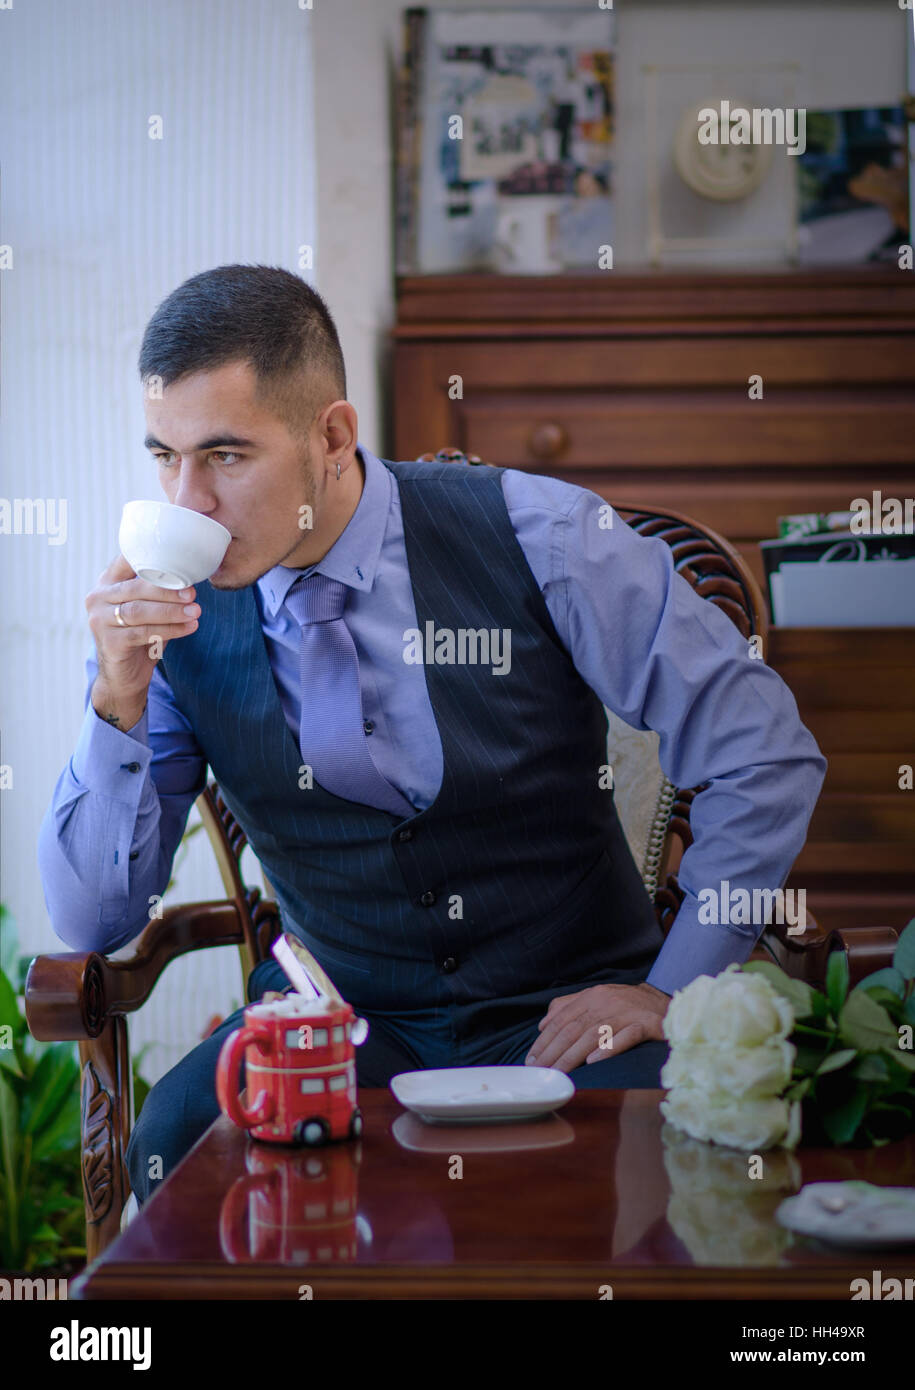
[442,956,457,973]
[397,828,413,843]
[420,890,436,907]
[124,762,141,773]
[363,719,374,734]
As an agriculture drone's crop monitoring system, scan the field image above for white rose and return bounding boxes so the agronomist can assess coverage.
[701,964,794,1048]
[661,1038,795,1098]
[664,963,794,1047]
[663,973,716,1045]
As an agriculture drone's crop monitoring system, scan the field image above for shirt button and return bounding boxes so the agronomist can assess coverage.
[441,956,457,973]
[124,762,141,773]
[420,890,436,907]
[397,828,413,843]
[129,850,139,861]
[363,720,374,735]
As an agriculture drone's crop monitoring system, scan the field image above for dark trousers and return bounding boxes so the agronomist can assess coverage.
[126,958,669,1207]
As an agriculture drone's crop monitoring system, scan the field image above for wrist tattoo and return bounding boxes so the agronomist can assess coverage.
[103,712,121,726]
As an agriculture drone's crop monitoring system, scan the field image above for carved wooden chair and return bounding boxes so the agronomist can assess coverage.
[25,445,898,1263]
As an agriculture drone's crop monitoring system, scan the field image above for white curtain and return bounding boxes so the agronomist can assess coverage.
[0,0,316,1082]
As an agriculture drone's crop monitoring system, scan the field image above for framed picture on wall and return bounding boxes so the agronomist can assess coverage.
[395,6,616,275]
[795,106,910,264]
[643,61,801,266]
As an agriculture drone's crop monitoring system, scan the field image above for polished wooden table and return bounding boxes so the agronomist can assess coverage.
[71,1088,915,1300]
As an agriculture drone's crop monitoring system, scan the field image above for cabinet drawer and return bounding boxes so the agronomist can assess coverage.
[459,390,915,469]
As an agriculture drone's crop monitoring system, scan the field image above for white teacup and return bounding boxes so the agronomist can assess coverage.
[492,194,564,274]
[118,500,231,589]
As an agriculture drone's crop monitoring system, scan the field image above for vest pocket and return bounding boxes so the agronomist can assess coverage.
[519,849,615,952]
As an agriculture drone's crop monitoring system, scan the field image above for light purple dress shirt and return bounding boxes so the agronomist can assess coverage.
[38,443,827,994]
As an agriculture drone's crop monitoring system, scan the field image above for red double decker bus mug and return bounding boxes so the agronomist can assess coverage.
[216,993,369,1146]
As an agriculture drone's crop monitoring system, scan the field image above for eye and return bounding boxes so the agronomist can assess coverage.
[210,451,241,465]
[154,451,178,467]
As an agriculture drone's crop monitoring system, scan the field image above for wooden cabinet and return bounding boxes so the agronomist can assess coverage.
[768,628,915,935]
[393,267,915,597]
[392,268,915,934]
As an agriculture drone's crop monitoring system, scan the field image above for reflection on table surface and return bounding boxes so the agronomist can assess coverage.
[85,1090,915,1278]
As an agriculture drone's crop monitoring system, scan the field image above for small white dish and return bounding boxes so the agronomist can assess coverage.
[776,1181,915,1249]
[390,1065,575,1124]
[119,499,231,589]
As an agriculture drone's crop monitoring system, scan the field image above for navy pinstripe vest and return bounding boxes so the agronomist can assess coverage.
[160,458,662,1035]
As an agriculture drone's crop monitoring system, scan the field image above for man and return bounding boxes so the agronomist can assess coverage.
[38,265,826,1206]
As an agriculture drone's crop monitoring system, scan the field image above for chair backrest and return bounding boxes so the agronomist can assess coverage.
[196,785,282,978]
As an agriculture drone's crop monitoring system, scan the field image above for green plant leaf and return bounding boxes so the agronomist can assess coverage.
[878,1052,915,1092]
[30,1090,81,1162]
[21,1045,78,1136]
[133,1073,150,1120]
[786,1077,814,1100]
[826,951,850,1014]
[822,1087,868,1145]
[817,1048,857,1075]
[0,1070,21,1268]
[28,1222,62,1245]
[880,1044,915,1072]
[740,961,813,1017]
[856,967,906,999]
[861,987,905,1017]
[0,964,25,1040]
[0,1045,24,1079]
[809,989,831,1020]
[903,995,915,1027]
[0,1070,20,1183]
[839,989,899,1053]
[853,1054,889,1082]
[892,918,915,980]
[794,1043,829,1072]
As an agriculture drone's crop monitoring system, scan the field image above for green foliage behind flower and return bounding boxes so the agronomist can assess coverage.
[742,917,915,1148]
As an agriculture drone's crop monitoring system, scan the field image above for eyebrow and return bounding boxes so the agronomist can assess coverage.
[144,434,258,452]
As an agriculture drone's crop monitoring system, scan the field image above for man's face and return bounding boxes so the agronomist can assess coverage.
[143,360,331,590]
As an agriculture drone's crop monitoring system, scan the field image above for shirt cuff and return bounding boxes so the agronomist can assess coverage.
[645,904,759,996]
[71,702,153,804]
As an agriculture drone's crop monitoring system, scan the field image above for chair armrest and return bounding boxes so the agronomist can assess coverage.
[756,915,832,984]
[826,925,900,987]
[25,901,244,1041]
[758,916,899,988]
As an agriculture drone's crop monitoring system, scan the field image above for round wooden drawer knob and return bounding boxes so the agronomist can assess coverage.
[527,422,567,459]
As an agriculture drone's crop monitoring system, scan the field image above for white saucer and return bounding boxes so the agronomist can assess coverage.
[389,1065,575,1124]
[776,1182,915,1248]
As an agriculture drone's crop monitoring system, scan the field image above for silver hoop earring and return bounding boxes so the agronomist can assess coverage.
[336,462,341,480]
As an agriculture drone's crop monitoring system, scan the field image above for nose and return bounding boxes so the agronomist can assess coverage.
[170,461,219,516]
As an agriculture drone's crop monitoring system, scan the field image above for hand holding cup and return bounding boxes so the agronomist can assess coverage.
[85,553,202,729]
[85,499,231,731]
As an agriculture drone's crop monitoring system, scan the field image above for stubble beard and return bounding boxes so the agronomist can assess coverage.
[209,442,318,591]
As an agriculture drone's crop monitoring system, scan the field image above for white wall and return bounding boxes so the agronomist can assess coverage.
[0,0,317,1082]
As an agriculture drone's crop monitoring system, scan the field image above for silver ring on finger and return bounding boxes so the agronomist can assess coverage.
[114,603,127,627]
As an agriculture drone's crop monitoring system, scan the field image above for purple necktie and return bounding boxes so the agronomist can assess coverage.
[284,572,415,818]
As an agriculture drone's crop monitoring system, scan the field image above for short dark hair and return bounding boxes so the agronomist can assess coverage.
[138,264,346,439]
